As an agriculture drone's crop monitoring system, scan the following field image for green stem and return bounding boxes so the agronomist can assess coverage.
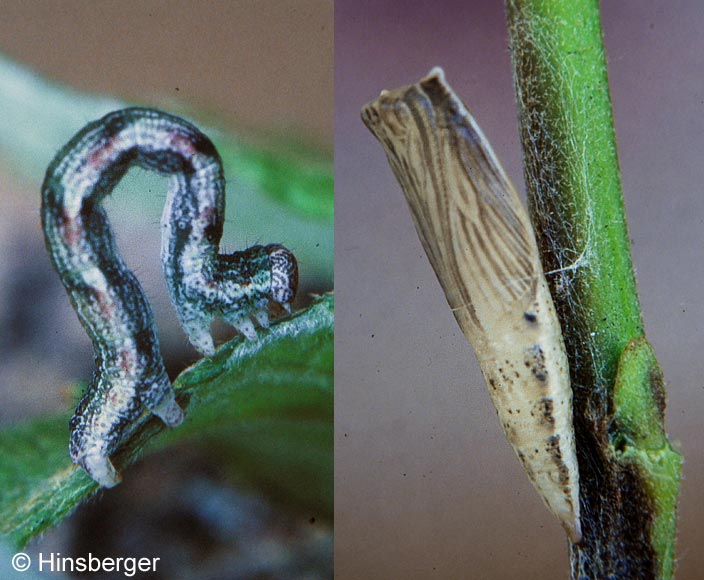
[505,1,680,578]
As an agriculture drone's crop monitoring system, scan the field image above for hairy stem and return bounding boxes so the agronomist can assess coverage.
[505,1,681,578]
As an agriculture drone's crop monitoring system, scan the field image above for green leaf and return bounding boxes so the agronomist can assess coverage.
[0,293,333,549]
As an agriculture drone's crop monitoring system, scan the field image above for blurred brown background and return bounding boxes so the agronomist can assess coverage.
[0,2,332,579]
[335,1,704,579]
[0,1,332,145]
[0,0,333,419]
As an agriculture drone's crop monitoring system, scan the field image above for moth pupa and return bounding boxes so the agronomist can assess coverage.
[361,68,581,543]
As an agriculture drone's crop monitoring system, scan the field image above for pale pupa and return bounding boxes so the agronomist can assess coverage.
[361,68,581,543]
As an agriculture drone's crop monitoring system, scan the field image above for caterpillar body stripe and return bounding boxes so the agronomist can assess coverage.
[362,68,581,543]
[41,108,298,488]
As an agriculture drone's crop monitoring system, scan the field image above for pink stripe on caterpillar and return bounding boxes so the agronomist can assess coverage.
[42,107,299,487]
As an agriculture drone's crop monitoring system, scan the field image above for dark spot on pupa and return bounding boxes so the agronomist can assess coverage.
[534,397,555,425]
[524,344,548,382]
[503,423,517,440]
[524,311,537,323]
[547,434,561,452]
[545,435,570,485]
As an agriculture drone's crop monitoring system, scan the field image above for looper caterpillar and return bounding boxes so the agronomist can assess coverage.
[362,68,581,542]
[41,108,298,487]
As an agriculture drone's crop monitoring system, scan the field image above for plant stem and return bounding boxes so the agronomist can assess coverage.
[505,1,681,578]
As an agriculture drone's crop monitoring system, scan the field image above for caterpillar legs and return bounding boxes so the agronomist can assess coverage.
[70,372,184,487]
[80,447,122,488]
[149,389,184,428]
[42,109,299,487]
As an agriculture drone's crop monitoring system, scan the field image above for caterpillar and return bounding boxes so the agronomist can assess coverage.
[41,108,298,488]
[361,68,581,543]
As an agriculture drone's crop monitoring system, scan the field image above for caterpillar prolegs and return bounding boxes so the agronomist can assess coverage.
[41,108,298,487]
[362,69,581,543]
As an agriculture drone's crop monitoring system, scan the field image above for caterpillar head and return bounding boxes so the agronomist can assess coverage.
[265,244,298,312]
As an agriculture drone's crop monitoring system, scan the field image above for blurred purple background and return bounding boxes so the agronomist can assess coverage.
[335,1,704,578]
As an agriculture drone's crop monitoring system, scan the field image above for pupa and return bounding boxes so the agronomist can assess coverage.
[362,68,581,543]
